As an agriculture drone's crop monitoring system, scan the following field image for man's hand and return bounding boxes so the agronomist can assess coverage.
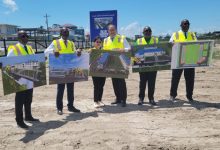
[76,49,82,56]
[54,51,60,57]
[197,57,206,64]
[113,48,125,52]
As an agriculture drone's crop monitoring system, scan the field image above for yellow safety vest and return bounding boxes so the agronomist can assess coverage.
[8,43,35,56]
[172,31,197,42]
[103,34,125,50]
[53,39,76,54]
[136,37,159,45]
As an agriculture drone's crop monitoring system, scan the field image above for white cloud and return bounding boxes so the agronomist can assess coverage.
[119,22,143,38]
[2,0,18,13]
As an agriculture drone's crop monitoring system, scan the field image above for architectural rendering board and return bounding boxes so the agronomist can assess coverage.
[0,54,46,95]
[89,49,131,78]
[49,53,89,84]
[171,40,214,69]
[131,43,172,72]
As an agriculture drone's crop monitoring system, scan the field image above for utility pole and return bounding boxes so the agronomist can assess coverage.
[44,13,50,41]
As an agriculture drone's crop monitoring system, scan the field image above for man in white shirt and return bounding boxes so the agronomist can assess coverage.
[103,24,131,107]
[45,27,81,115]
[169,19,197,102]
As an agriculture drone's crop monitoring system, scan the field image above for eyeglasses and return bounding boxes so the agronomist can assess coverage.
[183,23,190,26]
[144,30,152,33]
[95,41,102,43]
[21,35,29,38]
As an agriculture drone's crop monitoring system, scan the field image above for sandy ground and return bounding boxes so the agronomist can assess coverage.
[0,47,220,150]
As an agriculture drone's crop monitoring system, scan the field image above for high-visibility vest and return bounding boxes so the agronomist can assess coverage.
[53,39,76,54]
[172,31,197,42]
[103,34,125,50]
[172,31,200,64]
[136,37,159,45]
[7,43,35,56]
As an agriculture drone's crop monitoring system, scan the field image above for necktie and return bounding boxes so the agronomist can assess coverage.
[24,45,29,54]
[184,32,187,39]
[64,40,67,46]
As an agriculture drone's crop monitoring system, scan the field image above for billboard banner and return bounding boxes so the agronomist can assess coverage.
[90,10,117,41]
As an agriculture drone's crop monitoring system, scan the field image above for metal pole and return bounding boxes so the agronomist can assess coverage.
[44,13,50,41]
[3,39,7,56]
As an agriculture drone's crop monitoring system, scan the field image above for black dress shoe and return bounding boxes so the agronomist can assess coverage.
[149,99,157,105]
[111,100,121,105]
[25,117,40,122]
[17,121,29,129]
[121,101,126,107]
[138,99,143,105]
[68,106,81,113]
[187,97,194,103]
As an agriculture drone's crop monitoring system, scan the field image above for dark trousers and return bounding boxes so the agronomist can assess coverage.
[15,89,33,122]
[170,68,195,99]
[112,78,127,102]
[56,83,74,110]
[92,77,106,102]
[139,71,157,101]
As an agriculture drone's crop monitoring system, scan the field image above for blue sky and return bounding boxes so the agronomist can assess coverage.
[1,0,220,37]
[50,53,89,69]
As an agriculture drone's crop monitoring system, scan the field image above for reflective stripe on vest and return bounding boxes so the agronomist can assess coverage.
[191,32,195,40]
[14,45,22,55]
[176,32,179,40]
[139,38,142,45]
[153,38,156,44]
[56,39,62,51]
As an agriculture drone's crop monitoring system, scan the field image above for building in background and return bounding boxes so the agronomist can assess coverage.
[18,27,48,40]
[0,24,18,40]
[49,23,85,41]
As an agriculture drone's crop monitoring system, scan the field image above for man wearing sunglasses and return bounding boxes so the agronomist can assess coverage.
[7,30,39,129]
[45,27,81,115]
[169,19,197,102]
[136,26,158,106]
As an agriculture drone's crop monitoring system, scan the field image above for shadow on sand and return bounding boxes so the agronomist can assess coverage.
[20,111,98,143]
[19,99,220,143]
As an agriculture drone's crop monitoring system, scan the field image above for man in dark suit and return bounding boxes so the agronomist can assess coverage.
[7,31,39,129]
